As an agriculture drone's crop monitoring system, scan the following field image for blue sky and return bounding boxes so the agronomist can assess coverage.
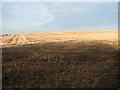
[2,2,118,34]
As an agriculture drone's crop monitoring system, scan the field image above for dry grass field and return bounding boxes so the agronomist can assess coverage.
[1,30,119,88]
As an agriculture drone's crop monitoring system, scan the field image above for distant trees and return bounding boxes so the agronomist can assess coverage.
[2,34,9,36]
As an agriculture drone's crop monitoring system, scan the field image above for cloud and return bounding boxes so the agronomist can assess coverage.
[25,25,117,33]
[64,25,118,31]
[2,2,118,34]
[0,3,2,34]
[44,2,89,16]
[2,2,55,33]
[1,0,119,2]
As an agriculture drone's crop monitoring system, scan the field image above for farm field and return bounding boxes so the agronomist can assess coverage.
[1,30,118,47]
[2,30,119,88]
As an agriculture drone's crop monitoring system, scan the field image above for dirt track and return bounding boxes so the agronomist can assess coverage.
[1,30,118,47]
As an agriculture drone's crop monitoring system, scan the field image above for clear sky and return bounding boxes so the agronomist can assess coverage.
[2,2,118,34]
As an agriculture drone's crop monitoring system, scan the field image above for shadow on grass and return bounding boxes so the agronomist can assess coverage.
[2,40,119,88]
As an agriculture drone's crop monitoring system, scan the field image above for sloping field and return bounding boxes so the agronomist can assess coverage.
[2,30,119,88]
[1,30,118,47]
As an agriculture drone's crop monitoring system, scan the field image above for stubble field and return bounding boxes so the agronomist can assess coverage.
[1,30,119,88]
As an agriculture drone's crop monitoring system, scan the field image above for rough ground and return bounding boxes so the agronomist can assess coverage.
[1,30,118,47]
[1,30,119,88]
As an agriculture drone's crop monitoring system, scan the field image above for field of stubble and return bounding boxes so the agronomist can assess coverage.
[1,30,119,88]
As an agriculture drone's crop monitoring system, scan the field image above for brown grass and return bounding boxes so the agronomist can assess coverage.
[2,39,119,88]
[1,30,118,47]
